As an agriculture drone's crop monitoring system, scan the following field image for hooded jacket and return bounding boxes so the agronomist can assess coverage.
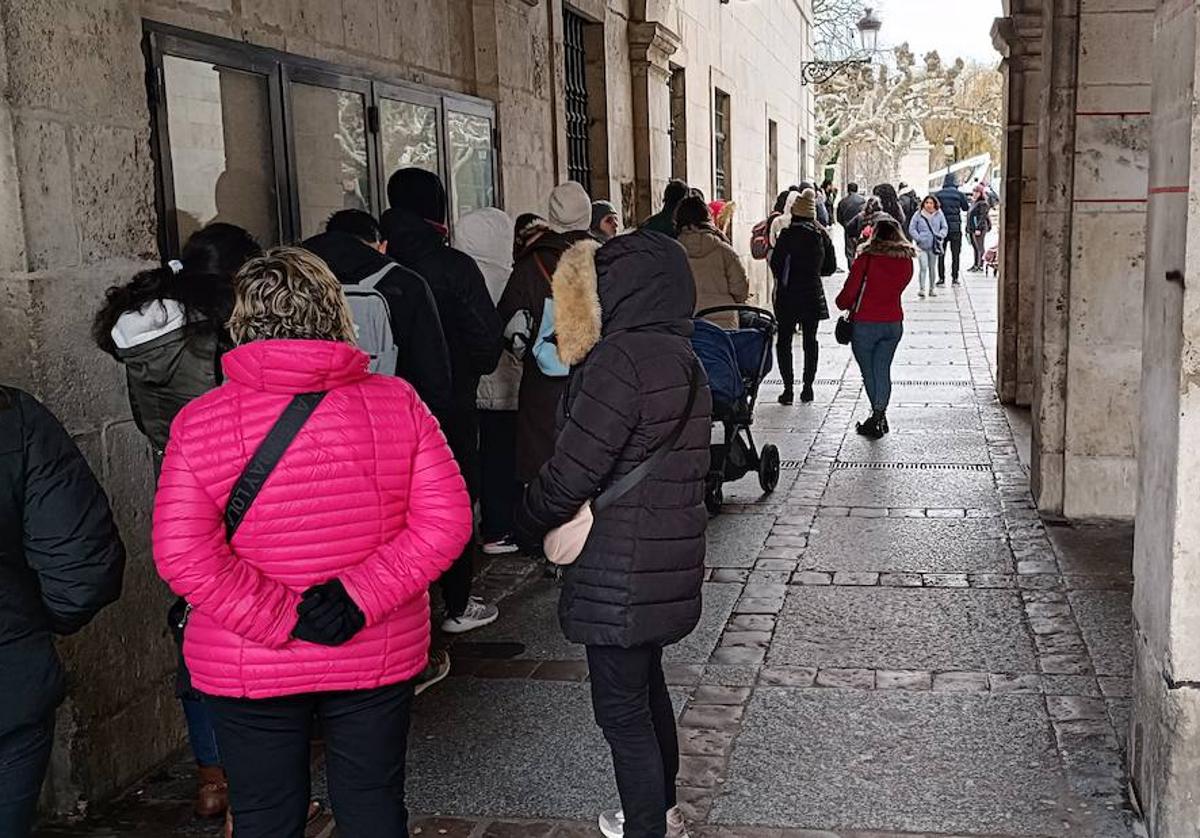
[380,207,503,486]
[515,231,712,649]
[769,217,838,321]
[152,340,472,698]
[455,209,522,413]
[909,208,949,253]
[836,192,867,228]
[303,231,453,422]
[935,174,971,234]
[497,228,595,482]
[0,387,125,735]
[678,224,750,329]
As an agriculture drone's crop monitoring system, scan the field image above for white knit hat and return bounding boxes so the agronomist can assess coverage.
[547,182,593,232]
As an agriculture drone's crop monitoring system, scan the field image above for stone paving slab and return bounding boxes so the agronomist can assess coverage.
[1047,522,1134,578]
[800,516,1009,574]
[886,385,981,406]
[1069,590,1134,677]
[837,430,990,465]
[407,679,685,821]
[706,513,776,567]
[710,689,1070,835]
[871,406,983,432]
[769,587,1037,672]
[822,467,1000,510]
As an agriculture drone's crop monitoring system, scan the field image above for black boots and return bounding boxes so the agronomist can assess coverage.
[780,384,814,405]
[800,384,814,403]
[778,389,794,405]
[856,410,889,440]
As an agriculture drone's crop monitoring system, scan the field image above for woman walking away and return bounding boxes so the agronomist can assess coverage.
[836,218,915,439]
[967,187,992,272]
[908,196,948,299]
[769,188,838,405]
[871,183,906,230]
[153,248,472,838]
[457,208,523,556]
[93,222,261,822]
[515,231,711,838]
[676,194,750,329]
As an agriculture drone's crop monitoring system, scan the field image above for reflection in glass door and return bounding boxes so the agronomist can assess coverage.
[292,83,369,239]
[447,110,495,219]
[380,98,440,181]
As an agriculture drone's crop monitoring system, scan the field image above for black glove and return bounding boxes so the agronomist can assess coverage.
[292,579,366,646]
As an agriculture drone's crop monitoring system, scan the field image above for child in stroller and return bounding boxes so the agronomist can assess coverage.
[692,306,781,514]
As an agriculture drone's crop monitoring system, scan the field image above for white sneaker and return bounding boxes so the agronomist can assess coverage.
[482,536,520,556]
[598,805,690,838]
[441,597,499,634]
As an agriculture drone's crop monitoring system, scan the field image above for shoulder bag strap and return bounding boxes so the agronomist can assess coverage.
[224,391,328,540]
[593,358,701,514]
[849,256,872,322]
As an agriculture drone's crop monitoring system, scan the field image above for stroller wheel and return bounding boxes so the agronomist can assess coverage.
[705,478,724,516]
[759,444,781,493]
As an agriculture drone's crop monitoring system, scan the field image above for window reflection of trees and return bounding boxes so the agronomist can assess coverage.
[381,100,439,175]
[448,111,494,217]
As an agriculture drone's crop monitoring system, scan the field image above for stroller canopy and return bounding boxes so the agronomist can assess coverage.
[692,319,745,408]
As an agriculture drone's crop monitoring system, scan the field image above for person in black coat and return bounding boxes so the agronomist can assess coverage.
[304,211,453,421]
[769,188,838,405]
[0,387,124,837]
[934,173,971,285]
[380,168,503,633]
[836,182,867,265]
[515,230,711,838]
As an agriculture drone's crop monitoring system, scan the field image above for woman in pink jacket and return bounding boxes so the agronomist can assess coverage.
[152,247,472,838]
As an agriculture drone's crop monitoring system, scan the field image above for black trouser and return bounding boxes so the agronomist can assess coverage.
[937,231,962,281]
[775,309,820,392]
[206,682,414,838]
[478,410,520,541]
[586,645,678,838]
[843,232,857,267]
[971,231,986,269]
[0,715,54,838]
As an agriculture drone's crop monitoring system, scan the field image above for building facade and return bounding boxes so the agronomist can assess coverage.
[0,0,815,814]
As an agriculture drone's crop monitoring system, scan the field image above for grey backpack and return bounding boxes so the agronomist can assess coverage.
[344,266,399,375]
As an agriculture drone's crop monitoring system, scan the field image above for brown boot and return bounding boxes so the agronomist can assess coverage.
[195,764,229,818]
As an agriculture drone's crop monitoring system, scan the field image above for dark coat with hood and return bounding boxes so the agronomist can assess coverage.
[515,231,712,649]
[380,191,503,490]
[303,231,453,421]
[935,174,971,234]
[640,203,682,238]
[0,387,125,736]
[836,192,866,228]
[497,228,595,483]
[769,217,838,322]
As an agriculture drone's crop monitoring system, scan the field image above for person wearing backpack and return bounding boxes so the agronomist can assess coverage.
[498,182,597,486]
[304,210,452,422]
[153,247,473,838]
[967,187,993,272]
[381,169,503,635]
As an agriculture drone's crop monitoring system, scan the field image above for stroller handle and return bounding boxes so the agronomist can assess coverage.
[695,305,777,325]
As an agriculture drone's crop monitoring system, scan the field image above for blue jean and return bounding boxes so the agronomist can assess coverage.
[183,696,221,767]
[851,321,904,411]
[0,715,55,838]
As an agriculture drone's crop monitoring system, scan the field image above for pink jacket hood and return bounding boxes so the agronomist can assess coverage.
[153,339,472,699]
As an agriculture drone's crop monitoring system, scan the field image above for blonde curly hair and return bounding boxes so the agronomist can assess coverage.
[228,247,357,345]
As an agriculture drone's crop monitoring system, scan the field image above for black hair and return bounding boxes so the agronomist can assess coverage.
[922,194,942,211]
[326,209,380,243]
[92,223,262,357]
[820,178,833,190]
[773,190,793,214]
[673,194,712,231]
[872,183,904,226]
[847,183,859,193]
[662,179,690,207]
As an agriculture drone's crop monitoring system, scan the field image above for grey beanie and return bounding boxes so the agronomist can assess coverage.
[548,182,593,232]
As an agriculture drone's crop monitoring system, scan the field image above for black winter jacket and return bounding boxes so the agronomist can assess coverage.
[303,231,453,422]
[515,232,712,648]
[0,387,125,735]
[836,193,866,228]
[935,175,971,234]
[769,218,838,321]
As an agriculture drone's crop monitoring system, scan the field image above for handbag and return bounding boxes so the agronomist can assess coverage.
[921,215,944,256]
[171,391,328,634]
[544,359,701,566]
[835,256,871,345]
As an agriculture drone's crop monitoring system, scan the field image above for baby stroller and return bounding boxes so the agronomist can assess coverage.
[692,306,780,515]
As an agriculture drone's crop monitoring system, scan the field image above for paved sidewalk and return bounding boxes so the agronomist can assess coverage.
[38,272,1136,837]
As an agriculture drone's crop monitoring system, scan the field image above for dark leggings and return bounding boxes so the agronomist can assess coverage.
[775,308,820,391]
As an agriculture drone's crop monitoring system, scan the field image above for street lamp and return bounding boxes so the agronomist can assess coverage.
[800,7,883,86]
[944,135,958,165]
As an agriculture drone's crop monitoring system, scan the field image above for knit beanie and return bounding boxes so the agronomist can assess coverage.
[548,182,593,232]
[590,200,618,231]
[387,168,447,224]
[792,188,818,219]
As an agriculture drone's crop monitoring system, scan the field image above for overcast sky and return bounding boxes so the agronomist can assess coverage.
[870,0,1004,66]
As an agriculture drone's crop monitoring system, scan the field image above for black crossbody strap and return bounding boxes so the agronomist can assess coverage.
[593,359,701,514]
[850,255,872,322]
[224,391,327,540]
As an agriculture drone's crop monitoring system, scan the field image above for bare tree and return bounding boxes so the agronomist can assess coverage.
[812,0,866,61]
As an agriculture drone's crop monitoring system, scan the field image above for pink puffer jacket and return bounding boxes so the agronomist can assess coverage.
[152,339,472,699]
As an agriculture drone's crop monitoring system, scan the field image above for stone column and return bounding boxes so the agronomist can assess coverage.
[1130,1,1200,832]
[628,19,680,224]
[1030,0,1079,515]
[992,5,1042,407]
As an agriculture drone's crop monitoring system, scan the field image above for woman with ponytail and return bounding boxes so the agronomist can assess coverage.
[93,222,261,824]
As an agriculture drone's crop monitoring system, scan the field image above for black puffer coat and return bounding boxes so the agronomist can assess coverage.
[0,387,125,735]
[515,232,712,648]
[769,218,838,321]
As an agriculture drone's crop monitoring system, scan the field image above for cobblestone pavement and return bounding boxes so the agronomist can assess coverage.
[38,273,1137,837]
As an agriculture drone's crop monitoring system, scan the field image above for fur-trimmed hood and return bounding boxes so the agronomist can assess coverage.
[551,230,695,365]
[859,237,917,259]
